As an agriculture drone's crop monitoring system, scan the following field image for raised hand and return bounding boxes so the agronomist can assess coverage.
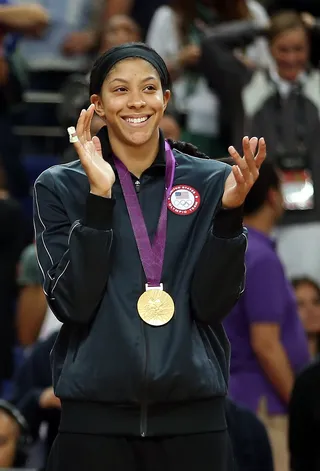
[222,136,266,209]
[68,104,115,198]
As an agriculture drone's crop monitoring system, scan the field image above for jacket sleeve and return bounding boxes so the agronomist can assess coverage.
[33,169,115,325]
[191,204,247,326]
[203,19,264,50]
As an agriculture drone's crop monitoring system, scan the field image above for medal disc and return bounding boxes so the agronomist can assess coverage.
[137,289,175,326]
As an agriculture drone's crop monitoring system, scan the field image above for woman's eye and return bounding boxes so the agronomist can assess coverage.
[114,87,127,92]
[144,85,156,91]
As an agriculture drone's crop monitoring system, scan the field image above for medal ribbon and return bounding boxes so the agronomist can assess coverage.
[114,141,175,287]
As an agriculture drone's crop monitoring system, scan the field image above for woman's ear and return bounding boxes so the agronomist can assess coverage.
[163,89,171,112]
[91,94,106,119]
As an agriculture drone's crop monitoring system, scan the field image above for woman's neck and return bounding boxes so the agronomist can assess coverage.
[109,131,160,178]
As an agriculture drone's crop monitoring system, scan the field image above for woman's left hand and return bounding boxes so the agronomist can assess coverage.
[222,136,266,209]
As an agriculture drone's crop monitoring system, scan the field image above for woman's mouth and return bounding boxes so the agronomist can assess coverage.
[121,115,151,126]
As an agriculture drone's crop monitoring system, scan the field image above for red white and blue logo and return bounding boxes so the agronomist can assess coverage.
[168,185,201,215]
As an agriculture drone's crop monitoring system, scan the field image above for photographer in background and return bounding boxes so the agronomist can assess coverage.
[200,10,320,283]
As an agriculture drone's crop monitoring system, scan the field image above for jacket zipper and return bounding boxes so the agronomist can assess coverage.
[135,178,148,437]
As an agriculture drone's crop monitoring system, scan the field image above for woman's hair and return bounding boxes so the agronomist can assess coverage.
[267,10,308,43]
[171,0,250,41]
[90,42,171,96]
[167,139,210,159]
[292,277,320,299]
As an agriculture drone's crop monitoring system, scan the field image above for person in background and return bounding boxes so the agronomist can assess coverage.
[200,11,320,284]
[0,163,25,395]
[0,399,30,468]
[0,1,49,198]
[289,353,320,471]
[226,398,274,471]
[292,277,320,359]
[146,0,271,157]
[266,0,320,66]
[160,113,181,141]
[223,161,310,471]
[16,243,61,347]
[10,331,60,465]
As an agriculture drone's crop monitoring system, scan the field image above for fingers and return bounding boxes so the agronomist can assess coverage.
[67,127,89,168]
[229,136,266,183]
[254,137,266,169]
[228,143,251,182]
[244,136,259,179]
[75,104,95,145]
[92,136,102,156]
[232,165,245,185]
[76,109,86,145]
[84,103,95,142]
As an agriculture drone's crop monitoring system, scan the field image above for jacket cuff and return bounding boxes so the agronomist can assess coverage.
[85,193,115,230]
[212,205,244,238]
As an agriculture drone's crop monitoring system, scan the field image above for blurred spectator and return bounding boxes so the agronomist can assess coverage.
[289,357,320,471]
[0,1,49,198]
[223,161,310,471]
[99,14,141,53]
[101,0,168,39]
[16,243,61,347]
[0,399,30,468]
[146,0,271,157]
[292,277,320,359]
[266,0,320,66]
[160,113,181,140]
[0,165,25,394]
[11,331,60,464]
[200,11,320,284]
[226,398,274,471]
[13,0,107,92]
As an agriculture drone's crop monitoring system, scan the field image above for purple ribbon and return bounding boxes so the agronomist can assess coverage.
[114,141,175,287]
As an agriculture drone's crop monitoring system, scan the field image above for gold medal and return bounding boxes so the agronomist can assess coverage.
[137,285,175,327]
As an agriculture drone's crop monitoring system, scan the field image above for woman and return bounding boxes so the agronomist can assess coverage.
[200,10,320,284]
[146,0,271,156]
[33,42,265,471]
[292,277,320,359]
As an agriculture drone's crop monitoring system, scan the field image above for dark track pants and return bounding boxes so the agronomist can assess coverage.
[46,430,234,471]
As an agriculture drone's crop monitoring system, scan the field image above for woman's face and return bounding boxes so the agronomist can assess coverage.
[295,282,320,334]
[270,27,309,82]
[92,58,170,147]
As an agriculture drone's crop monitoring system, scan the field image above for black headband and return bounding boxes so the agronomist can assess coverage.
[89,42,171,96]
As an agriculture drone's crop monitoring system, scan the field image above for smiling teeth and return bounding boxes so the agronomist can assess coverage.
[126,116,148,123]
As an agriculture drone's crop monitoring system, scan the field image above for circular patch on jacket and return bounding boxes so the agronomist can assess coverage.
[168,185,201,215]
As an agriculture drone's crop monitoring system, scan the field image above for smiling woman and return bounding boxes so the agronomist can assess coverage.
[91,58,170,152]
[33,42,265,471]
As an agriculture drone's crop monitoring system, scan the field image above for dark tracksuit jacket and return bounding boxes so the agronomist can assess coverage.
[33,128,247,437]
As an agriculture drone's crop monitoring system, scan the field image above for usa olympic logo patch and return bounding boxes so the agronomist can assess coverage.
[168,185,201,215]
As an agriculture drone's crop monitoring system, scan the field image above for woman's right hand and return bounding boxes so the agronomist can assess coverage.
[69,104,115,198]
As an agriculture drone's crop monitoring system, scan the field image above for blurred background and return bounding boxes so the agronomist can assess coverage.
[0,0,320,469]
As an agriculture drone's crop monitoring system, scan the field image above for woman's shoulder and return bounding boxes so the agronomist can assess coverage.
[35,160,85,190]
[173,148,230,177]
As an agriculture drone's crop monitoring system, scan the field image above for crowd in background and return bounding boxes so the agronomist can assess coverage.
[1,0,320,469]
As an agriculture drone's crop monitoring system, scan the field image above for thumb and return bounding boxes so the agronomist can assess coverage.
[92,136,102,155]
